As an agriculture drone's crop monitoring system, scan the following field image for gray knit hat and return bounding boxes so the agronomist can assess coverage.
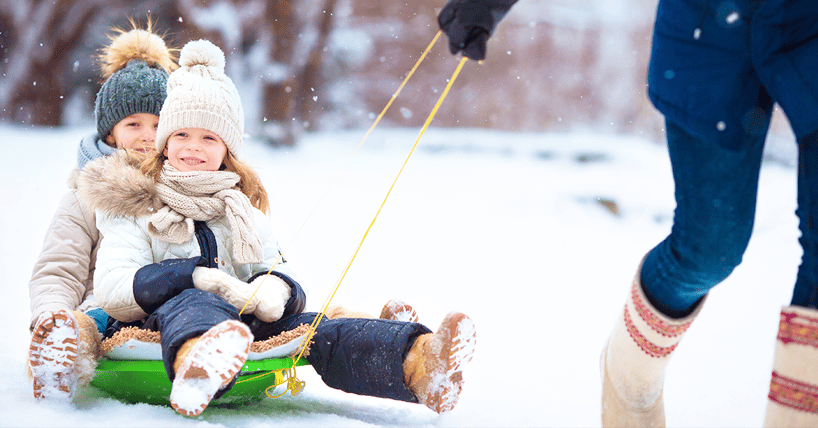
[93,26,175,141]
[94,59,169,140]
[156,39,244,156]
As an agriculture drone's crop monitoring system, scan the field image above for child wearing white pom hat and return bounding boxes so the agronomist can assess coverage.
[80,39,476,418]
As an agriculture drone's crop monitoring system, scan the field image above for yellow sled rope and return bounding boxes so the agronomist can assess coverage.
[234,31,470,398]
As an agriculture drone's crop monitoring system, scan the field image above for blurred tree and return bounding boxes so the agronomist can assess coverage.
[0,0,338,146]
[0,0,672,145]
[168,0,339,146]
[0,0,119,126]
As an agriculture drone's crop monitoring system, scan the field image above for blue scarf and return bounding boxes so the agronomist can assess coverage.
[76,134,117,170]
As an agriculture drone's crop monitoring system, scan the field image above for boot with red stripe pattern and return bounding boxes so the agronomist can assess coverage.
[764,306,818,426]
[601,263,705,427]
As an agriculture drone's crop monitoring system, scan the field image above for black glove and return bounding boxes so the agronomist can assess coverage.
[437,0,517,60]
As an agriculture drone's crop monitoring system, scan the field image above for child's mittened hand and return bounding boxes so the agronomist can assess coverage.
[191,266,259,312]
[249,275,291,322]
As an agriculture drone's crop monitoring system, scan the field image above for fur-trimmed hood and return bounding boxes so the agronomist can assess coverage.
[76,151,163,218]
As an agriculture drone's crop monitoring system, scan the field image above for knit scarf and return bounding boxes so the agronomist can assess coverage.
[148,161,264,264]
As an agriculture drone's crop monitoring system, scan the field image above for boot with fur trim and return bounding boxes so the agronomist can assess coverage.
[170,320,252,417]
[601,268,704,427]
[764,306,818,426]
[28,310,102,400]
[404,312,477,413]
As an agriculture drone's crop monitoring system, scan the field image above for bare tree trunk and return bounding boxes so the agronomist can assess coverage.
[293,0,337,124]
[0,0,109,125]
[262,0,298,146]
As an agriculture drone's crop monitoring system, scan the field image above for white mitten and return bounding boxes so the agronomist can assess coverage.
[249,275,291,322]
[192,266,259,313]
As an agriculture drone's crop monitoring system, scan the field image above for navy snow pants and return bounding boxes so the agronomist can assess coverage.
[141,288,431,403]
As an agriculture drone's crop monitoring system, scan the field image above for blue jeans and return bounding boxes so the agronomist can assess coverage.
[641,120,818,317]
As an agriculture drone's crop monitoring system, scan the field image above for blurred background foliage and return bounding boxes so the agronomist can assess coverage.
[0,0,664,146]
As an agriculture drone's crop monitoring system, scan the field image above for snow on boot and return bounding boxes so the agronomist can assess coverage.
[380,299,419,323]
[404,312,477,414]
[169,320,252,417]
[601,269,704,427]
[764,306,818,426]
[29,310,101,401]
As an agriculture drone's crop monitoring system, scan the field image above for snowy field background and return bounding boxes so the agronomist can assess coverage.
[0,123,802,426]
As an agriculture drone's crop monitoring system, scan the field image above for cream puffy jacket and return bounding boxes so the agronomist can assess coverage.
[94,209,290,322]
[28,171,99,329]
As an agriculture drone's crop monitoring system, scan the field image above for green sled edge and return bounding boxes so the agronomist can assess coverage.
[90,357,310,405]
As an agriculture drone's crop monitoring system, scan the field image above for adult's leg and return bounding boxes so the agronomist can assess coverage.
[641,119,767,317]
[791,131,818,309]
[764,130,818,425]
[603,117,769,427]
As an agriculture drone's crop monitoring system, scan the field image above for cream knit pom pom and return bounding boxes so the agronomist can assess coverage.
[179,39,226,74]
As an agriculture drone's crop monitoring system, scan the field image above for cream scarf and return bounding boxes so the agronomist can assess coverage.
[148,161,264,264]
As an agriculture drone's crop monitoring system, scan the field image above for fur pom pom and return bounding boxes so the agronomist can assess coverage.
[179,39,226,73]
[100,22,176,79]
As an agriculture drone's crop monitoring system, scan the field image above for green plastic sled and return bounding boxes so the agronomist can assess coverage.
[91,357,310,405]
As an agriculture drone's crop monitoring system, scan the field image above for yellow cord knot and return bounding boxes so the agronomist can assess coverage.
[265,367,305,398]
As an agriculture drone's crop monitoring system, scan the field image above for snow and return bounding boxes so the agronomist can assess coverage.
[0,123,801,426]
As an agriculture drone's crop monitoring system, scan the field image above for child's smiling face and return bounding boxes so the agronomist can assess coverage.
[106,113,159,153]
[163,127,228,172]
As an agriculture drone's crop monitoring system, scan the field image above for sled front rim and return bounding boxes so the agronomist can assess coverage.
[91,357,309,405]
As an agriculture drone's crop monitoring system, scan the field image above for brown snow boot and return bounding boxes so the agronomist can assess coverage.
[170,320,252,417]
[404,312,477,413]
[325,299,419,323]
[324,305,374,319]
[380,299,419,323]
[28,310,101,401]
[764,306,818,426]
[601,265,704,427]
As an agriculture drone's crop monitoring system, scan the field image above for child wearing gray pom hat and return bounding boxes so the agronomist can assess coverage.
[77,25,177,169]
[27,20,176,403]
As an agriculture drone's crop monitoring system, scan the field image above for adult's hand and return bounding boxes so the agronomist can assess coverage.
[437,0,518,60]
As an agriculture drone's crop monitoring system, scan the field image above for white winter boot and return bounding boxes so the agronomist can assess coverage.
[764,306,818,426]
[28,310,101,400]
[170,320,253,417]
[404,312,477,414]
[601,267,704,427]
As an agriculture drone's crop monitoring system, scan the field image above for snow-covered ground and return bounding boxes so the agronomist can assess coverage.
[0,123,801,426]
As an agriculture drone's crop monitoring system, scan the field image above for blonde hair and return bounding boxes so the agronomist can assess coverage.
[137,151,270,215]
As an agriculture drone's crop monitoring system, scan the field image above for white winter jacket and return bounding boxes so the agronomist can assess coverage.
[78,152,294,323]
[94,209,289,322]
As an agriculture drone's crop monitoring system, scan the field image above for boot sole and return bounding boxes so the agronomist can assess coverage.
[432,312,477,413]
[170,320,252,417]
[381,300,419,323]
[29,310,79,400]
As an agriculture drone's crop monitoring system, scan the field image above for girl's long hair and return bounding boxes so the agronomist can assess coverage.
[138,150,270,215]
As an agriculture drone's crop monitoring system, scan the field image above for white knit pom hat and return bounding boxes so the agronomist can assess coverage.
[156,39,244,156]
